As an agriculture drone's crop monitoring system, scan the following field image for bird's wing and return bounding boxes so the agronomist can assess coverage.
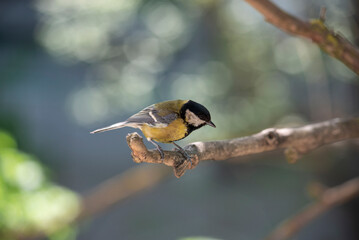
[126,105,178,127]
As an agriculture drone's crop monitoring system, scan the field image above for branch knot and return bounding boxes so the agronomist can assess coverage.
[263,128,280,146]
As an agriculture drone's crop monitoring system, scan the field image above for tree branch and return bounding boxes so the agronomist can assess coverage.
[78,165,171,220]
[244,0,359,75]
[127,117,359,178]
[266,177,359,240]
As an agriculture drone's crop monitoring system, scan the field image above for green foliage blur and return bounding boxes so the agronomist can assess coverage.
[0,131,79,239]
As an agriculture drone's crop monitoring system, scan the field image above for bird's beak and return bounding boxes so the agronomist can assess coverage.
[206,121,216,128]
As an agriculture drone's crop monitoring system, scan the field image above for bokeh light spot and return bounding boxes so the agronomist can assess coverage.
[16,161,44,191]
[144,3,186,41]
[274,37,313,74]
[68,88,109,125]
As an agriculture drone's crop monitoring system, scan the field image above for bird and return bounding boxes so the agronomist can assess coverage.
[91,100,216,164]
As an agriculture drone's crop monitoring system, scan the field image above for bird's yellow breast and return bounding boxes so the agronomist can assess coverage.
[141,118,188,143]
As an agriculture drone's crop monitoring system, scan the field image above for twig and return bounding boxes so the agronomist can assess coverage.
[78,165,171,220]
[126,117,359,178]
[319,7,327,22]
[244,0,359,75]
[266,177,359,240]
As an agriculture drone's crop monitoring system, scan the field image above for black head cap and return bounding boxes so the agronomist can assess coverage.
[180,100,215,128]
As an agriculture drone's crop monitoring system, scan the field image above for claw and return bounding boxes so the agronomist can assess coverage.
[172,142,192,168]
[158,148,164,160]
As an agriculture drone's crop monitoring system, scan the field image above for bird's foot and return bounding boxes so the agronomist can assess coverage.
[157,148,164,161]
[148,138,164,163]
[172,142,192,169]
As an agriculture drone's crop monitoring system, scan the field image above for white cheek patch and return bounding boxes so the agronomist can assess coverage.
[185,109,206,127]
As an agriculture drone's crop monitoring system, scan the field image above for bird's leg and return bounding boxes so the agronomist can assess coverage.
[147,138,164,161]
[172,142,192,168]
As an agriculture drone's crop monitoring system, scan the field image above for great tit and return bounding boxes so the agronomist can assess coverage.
[91,100,215,163]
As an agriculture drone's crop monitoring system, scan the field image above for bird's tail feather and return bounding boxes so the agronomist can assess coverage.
[90,121,128,134]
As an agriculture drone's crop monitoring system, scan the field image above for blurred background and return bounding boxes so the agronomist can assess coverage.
[1,0,359,239]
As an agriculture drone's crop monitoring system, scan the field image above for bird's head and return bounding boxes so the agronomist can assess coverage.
[180,100,216,129]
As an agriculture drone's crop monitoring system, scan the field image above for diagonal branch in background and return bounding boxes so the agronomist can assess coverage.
[244,0,359,75]
[266,177,359,240]
[127,117,359,178]
[78,165,171,220]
